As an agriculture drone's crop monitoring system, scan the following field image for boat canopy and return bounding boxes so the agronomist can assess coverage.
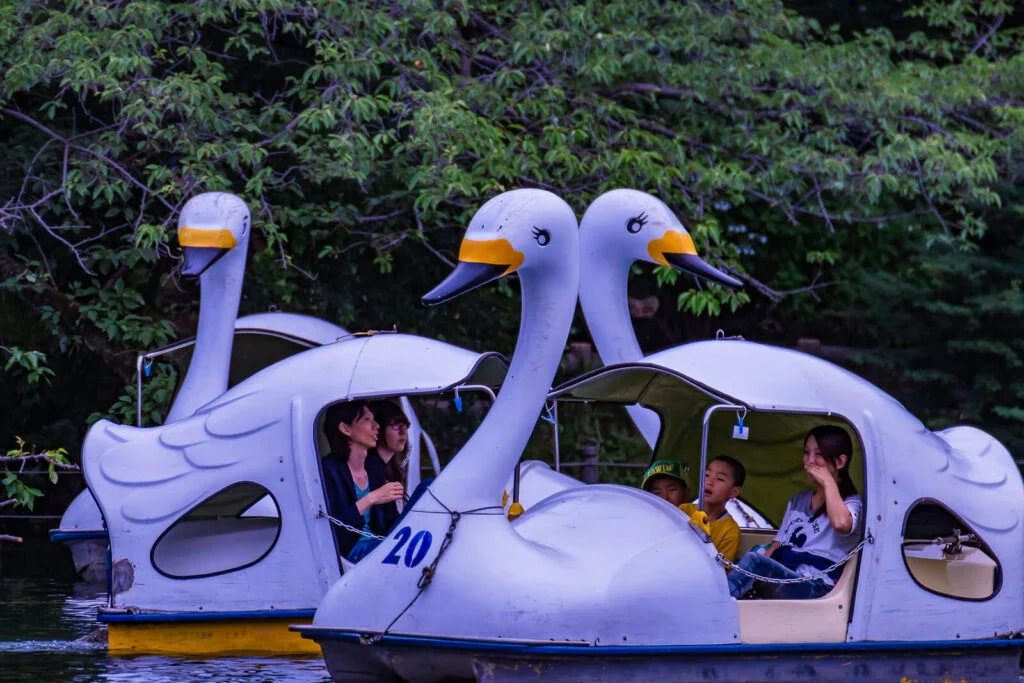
[203,331,507,416]
[547,339,904,523]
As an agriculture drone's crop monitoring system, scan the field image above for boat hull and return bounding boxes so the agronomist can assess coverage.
[49,529,109,583]
[101,610,320,656]
[298,629,1024,683]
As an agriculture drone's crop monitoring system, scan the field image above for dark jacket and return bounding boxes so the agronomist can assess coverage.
[321,451,399,557]
[369,449,407,485]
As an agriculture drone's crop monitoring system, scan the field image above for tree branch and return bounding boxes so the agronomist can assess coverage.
[970,14,1004,56]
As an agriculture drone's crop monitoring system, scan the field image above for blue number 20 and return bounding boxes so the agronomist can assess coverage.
[381,526,433,568]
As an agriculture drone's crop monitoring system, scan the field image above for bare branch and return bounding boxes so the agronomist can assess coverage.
[0,452,77,469]
[970,14,1005,56]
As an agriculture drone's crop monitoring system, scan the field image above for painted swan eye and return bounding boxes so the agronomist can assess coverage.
[626,212,648,234]
[531,226,551,246]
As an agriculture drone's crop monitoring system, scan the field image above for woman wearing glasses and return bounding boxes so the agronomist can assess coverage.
[368,400,410,487]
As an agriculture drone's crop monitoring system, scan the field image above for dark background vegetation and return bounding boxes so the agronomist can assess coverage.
[0,0,1021,525]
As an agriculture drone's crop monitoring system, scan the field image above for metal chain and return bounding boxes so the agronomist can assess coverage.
[365,490,504,645]
[316,508,386,540]
[717,532,873,585]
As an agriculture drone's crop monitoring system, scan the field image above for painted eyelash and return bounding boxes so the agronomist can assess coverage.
[626,212,649,234]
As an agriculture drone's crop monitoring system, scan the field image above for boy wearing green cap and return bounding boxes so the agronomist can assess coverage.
[641,457,745,563]
[640,460,691,507]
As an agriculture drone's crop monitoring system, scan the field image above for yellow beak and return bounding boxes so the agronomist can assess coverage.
[647,230,697,268]
[178,227,238,249]
[423,238,526,306]
[457,238,524,275]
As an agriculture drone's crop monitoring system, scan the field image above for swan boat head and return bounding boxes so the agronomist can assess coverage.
[577,188,744,447]
[423,188,579,306]
[420,188,579,505]
[580,188,741,289]
[165,192,253,423]
[178,192,251,278]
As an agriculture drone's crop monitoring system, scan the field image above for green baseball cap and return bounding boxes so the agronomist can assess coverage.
[641,460,689,491]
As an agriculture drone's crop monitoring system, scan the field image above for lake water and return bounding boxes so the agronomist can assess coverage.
[0,578,330,682]
[2,576,1022,682]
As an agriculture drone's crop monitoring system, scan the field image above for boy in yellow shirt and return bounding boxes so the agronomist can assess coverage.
[678,456,745,562]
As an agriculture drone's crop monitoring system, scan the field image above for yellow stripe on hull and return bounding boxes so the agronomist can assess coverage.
[107,618,320,656]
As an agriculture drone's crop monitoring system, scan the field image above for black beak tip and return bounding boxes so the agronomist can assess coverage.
[421,291,448,307]
[664,253,744,290]
[421,261,510,306]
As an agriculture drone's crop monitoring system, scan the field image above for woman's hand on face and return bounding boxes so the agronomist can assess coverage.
[804,462,835,488]
[371,481,405,505]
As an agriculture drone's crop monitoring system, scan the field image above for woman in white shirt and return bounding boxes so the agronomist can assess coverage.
[727,425,863,599]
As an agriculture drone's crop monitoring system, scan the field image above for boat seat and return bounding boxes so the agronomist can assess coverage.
[736,553,859,644]
[736,528,776,556]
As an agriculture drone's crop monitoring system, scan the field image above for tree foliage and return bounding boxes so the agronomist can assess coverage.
[0,0,1021,499]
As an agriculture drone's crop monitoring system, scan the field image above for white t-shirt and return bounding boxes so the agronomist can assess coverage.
[774,490,862,584]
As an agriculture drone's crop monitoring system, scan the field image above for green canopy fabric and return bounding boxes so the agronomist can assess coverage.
[552,365,865,525]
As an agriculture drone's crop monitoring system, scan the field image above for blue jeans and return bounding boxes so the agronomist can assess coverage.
[727,551,832,600]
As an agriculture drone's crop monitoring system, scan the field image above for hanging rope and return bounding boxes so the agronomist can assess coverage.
[365,489,504,644]
[716,532,873,585]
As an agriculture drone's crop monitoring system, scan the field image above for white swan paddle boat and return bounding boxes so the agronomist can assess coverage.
[54,194,440,583]
[298,189,1024,682]
[73,193,507,655]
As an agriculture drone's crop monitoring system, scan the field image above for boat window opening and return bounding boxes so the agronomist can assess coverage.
[404,391,496,472]
[314,390,499,570]
[151,482,281,579]
[669,410,866,530]
[901,500,1001,601]
[541,400,656,487]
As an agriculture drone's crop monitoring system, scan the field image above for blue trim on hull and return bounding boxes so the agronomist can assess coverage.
[100,609,316,624]
[49,530,109,543]
[295,628,1024,656]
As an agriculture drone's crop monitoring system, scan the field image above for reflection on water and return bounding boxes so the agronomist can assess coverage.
[0,578,329,682]
[2,577,1023,682]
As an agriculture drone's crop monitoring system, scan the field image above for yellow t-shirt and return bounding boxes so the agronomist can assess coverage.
[678,503,741,562]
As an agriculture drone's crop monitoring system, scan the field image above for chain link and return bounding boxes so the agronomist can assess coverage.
[717,532,873,585]
[317,508,386,540]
